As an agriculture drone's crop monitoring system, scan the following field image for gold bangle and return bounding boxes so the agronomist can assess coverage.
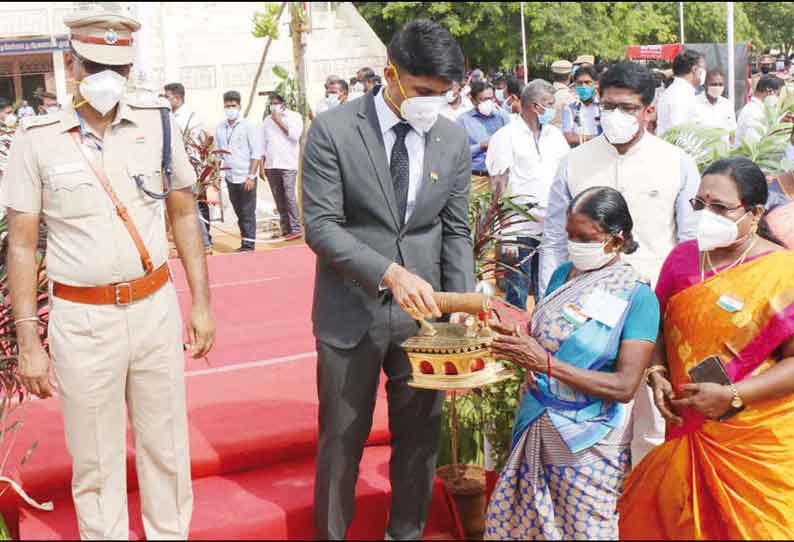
[14,316,40,326]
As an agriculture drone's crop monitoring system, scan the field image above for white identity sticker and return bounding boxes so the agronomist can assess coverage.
[581,288,629,328]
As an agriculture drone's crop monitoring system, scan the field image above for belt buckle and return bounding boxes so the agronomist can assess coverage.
[114,282,133,306]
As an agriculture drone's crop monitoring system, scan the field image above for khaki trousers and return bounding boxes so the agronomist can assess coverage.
[49,283,192,540]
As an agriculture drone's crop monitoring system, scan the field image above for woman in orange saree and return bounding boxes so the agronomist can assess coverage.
[619,157,794,540]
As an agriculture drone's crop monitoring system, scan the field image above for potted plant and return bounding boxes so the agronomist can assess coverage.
[435,184,539,538]
[0,218,53,538]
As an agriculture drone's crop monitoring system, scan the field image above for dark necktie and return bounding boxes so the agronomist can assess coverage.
[390,122,411,226]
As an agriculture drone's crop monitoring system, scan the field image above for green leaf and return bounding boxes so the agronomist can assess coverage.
[272,65,290,81]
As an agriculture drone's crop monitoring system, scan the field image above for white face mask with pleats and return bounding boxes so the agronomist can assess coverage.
[79,70,127,116]
[567,240,615,271]
[696,209,750,252]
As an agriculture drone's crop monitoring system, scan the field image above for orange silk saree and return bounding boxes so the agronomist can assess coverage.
[619,250,794,540]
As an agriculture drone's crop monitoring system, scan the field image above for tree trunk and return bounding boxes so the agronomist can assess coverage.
[244,1,288,118]
[290,2,310,220]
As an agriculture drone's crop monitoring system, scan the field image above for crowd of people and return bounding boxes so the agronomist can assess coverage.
[2,7,794,541]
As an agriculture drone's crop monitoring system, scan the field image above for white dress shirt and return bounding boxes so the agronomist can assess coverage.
[485,118,569,234]
[694,94,737,133]
[172,104,204,140]
[735,97,765,146]
[261,108,303,171]
[656,76,698,136]
[439,101,472,121]
[374,88,425,222]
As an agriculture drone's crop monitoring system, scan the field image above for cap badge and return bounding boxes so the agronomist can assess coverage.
[104,29,119,45]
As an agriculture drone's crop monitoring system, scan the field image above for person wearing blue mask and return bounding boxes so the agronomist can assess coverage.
[486,79,570,309]
[563,65,602,147]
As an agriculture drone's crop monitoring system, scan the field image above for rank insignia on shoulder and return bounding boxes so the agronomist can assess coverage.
[20,115,59,131]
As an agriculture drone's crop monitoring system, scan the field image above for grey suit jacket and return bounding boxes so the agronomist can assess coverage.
[302,91,475,349]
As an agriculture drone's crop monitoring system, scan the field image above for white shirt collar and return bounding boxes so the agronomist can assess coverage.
[374,87,420,137]
[513,115,546,137]
[673,76,697,94]
[173,104,191,118]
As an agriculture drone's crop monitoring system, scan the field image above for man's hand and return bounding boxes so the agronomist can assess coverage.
[479,139,490,152]
[244,178,256,192]
[19,342,55,399]
[186,303,215,358]
[382,263,441,319]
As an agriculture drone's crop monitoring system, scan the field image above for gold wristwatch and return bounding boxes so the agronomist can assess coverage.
[728,383,744,409]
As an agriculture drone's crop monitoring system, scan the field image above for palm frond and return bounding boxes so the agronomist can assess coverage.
[663,98,794,174]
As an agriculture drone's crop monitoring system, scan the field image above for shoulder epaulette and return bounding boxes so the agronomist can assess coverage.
[19,114,59,131]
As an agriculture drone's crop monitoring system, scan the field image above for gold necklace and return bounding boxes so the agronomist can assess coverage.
[701,235,758,282]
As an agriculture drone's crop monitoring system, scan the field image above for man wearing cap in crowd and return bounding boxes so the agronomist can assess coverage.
[550,59,575,128]
[2,11,215,540]
[749,53,776,97]
[573,54,595,70]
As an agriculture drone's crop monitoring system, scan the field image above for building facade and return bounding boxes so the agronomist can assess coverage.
[0,2,386,124]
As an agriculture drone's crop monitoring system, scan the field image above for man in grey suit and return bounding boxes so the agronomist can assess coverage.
[302,20,475,541]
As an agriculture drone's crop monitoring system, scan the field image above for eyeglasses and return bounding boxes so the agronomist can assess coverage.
[600,102,644,114]
[689,197,745,214]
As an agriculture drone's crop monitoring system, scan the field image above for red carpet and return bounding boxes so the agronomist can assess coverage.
[1,248,461,540]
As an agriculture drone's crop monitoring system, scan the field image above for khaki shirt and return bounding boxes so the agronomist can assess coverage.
[552,82,575,128]
[0,96,195,286]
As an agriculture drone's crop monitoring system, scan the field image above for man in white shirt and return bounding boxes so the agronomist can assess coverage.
[694,70,737,140]
[260,92,304,240]
[439,80,472,121]
[735,74,783,146]
[164,82,212,251]
[486,79,569,308]
[656,49,706,136]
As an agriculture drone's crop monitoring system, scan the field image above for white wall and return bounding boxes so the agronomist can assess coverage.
[0,1,387,127]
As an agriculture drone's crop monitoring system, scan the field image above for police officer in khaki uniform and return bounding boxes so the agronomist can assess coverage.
[2,12,215,540]
[550,59,575,128]
[749,53,776,96]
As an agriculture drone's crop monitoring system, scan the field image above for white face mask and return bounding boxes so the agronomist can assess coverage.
[764,95,779,109]
[3,113,17,128]
[477,99,495,117]
[600,109,639,145]
[352,82,364,94]
[386,64,444,133]
[400,95,446,133]
[445,90,457,104]
[707,85,724,98]
[696,209,750,252]
[325,94,341,109]
[79,69,127,116]
[46,106,60,114]
[567,240,615,272]
[271,104,285,113]
[225,107,240,121]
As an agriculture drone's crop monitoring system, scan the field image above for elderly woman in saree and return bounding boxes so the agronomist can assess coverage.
[484,186,660,540]
[619,157,794,540]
